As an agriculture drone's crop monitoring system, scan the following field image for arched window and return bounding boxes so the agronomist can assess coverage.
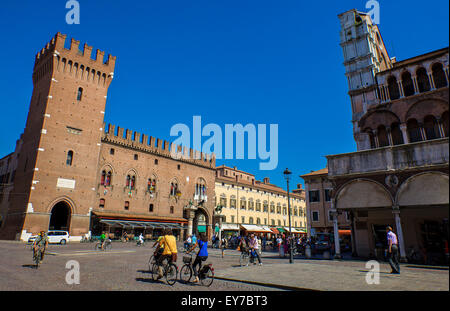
[401,72,415,97]
[432,63,448,89]
[390,122,404,145]
[147,177,157,194]
[77,87,83,101]
[442,111,449,137]
[149,204,154,212]
[240,198,246,210]
[271,219,275,226]
[195,178,207,200]
[423,115,440,140]
[365,129,376,148]
[416,67,431,93]
[249,217,254,225]
[124,201,129,210]
[377,125,390,147]
[126,173,136,190]
[407,119,422,143]
[256,218,261,225]
[66,150,73,166]
[270,202,275,213]
[99,198,105,209]
[387,76,400,100]
[170,180,179,196]
[276,203,281,214]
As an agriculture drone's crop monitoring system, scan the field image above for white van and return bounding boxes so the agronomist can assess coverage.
[28,230,70,245]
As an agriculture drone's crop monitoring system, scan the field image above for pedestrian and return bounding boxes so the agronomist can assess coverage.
[262,235,267,251]
[220,236,227,258]
[257,235,262,256]
[277,235,283,257]
[283,237,289,258]
[386,226,400,274]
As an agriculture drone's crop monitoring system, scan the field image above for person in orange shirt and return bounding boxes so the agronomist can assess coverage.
[155,228,178,279]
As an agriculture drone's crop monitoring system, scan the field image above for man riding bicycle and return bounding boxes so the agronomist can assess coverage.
[100,232,106,250]
[33,231,49,263]
[155,229,177,279]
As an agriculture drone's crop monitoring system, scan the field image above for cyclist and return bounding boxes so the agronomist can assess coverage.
[33,231,49,263]
[248,234,262,265]
[155,229,178,279]
[100,232,106,250]
[187,233,208,283]
[152,235,164,262]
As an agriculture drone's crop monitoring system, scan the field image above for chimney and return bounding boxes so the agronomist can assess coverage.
[263,177,270,184]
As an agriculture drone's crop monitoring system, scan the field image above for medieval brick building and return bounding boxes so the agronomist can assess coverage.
[0,33,216,241]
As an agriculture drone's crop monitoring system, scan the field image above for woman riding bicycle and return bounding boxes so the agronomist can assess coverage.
[187,232,208,283]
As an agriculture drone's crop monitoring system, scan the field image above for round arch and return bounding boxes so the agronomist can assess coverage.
[404,98,448,123]
[47,197,75,232]
[359,109,401,130]
[336,179,393,209]
[396,172,449,207]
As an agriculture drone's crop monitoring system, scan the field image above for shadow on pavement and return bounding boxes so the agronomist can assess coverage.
[22,264,38,269]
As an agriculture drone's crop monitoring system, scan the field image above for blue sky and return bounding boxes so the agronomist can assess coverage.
[0,0,448,189]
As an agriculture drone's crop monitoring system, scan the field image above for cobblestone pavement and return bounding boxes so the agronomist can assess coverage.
[0,241,283,291]
[0,241,447,291]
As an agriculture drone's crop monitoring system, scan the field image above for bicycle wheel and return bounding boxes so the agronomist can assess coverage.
[105,242,112,251]
[239,253,249,266]
[34,249,41,268]
[200,266,214,287]
[151,263,160,281]
[148,255,156,271]
[179,264,192,283]
[165,263,178,286]
[94,242,100,251]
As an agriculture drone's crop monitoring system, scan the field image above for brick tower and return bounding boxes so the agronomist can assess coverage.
[3,33,116,239]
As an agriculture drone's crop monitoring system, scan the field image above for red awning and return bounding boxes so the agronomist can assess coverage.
[270,228,280,234]
[339,230,351,235]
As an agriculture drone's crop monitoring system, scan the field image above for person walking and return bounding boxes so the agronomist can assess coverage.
[276,235,283,257]
[220,236,227,258]
[386,226,400,274]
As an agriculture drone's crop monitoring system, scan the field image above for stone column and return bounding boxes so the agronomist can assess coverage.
[412,76,419,93]
[418,122,426,141]
[429,74,436,90]
[185,207,197,237]
[350,211,358,257]
[398,81,404,98]
[392,206,407,262]
[386,127,393,146]
[331,200,341,259]
[373,129,379,148]
[399,123,409,144]
[436,116,445,138]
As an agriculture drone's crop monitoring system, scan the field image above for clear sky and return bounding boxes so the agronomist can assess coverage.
[0,0,448,189]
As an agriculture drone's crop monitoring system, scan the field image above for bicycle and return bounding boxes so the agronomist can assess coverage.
[180,253,214,287]
[33,247,44,268]
[239,249,259,267]
[94,239,112,251]
[151,256,178,286]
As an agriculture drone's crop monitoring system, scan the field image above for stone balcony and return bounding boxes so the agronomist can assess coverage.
[326,138,449,177]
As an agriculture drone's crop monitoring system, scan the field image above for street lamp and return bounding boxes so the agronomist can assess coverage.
[283,168,294,264]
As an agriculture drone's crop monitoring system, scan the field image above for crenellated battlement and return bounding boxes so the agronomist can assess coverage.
[102,123,216,169]
[35,32,116,71]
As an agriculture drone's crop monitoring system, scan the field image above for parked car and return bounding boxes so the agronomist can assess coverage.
[28,230,70,245]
